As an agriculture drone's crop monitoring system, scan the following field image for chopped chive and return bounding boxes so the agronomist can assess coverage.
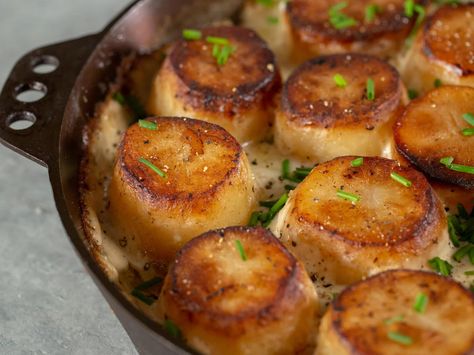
[286,176,302,183]
[164,319,181,339]
[134,277,163,291]
[462,128,474,136]
[366,78,375,101]
[260,200,278,208]
[269,194,288,215]
[388,331,413,345]
[390,172,412,187]
[440,156,454,167]
[182,29,202,40]
[263,193,289,227]
[256,0,274,6]
[447,215,460,247]
[113,92,126,105]
[206,36,229,45]
[465,270,474,276]
[235,239,248,261]
[449,164,474,174]
[130,276,162,305]
[440,157,474,174]
[216,44,236,66]
[384,314,404,325]
[131,289,156,305]
[447,204,474,250]
[428,256,453,276]
[406,4,425,45]
[212,43,219,57]
[294,167,312,179]
[285,184,296,191]
[408,89,419,100]
[463,113,474,126]
[329,2,358,29]
[336,190,360,203]
[248,211,261,227]
[282,159,291,179]
[331,16,358,29]
[138,119,157,130]
[267,16,279,24]
[469,248,474,265]
[413,293,428,313]
[139,158,167,178]
[333,73,347,88]
[351,157,364,167]
[404,0,415,17]
[281,160,314,183]
[434,78,442,88]
[365,4,380,23]
[453,245,473,262]
[295,167,313,173]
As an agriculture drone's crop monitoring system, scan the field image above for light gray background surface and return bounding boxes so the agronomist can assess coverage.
[0,1,138,354]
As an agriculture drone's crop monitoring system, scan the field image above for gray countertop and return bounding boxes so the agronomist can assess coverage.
[0,1,138,354]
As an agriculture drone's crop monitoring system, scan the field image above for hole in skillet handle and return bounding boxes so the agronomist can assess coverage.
[31,55,59,74]
[14,81,47,103]
[6,111,37,133]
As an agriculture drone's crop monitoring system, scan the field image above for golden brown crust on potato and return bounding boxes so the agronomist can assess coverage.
[275,156,448,284]
[148,26,281,142]
[169,26,280,109]
[317,270,474,355]
[400,4,474,94]
[285,0,426,61]
[295,158,437,246]
[274,54,403,161]
[166,227,297,335]
[119,117,241,206]
[394,86,474,189]
[281,54,402,128]
[423,4,474,77]
[161,226,319,355]
[108,117,256,262]
[287,0,415,43]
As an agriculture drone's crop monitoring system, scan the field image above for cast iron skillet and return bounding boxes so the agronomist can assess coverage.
[0,0,242,353]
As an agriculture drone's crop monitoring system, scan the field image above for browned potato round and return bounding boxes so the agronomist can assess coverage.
[401,4,474,94]
[148,26,281,143]
[107,117,256,263]
[394,85,474,189]
[286,0,422,63]
[273,156,448,285]
[274,54,404,163]
[160,226,319,355]
[317,269,474,355]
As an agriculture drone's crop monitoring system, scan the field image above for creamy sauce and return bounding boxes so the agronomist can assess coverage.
[80,5,474,325]
[81,96,472,316]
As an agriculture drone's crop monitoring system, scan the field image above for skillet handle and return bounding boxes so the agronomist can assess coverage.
[0,34,101,167]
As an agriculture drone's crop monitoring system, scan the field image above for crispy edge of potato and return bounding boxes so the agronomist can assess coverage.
[394,86,474,189]
[318,269,474,355]
[280,54,403,129]
[160,226,319,354]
